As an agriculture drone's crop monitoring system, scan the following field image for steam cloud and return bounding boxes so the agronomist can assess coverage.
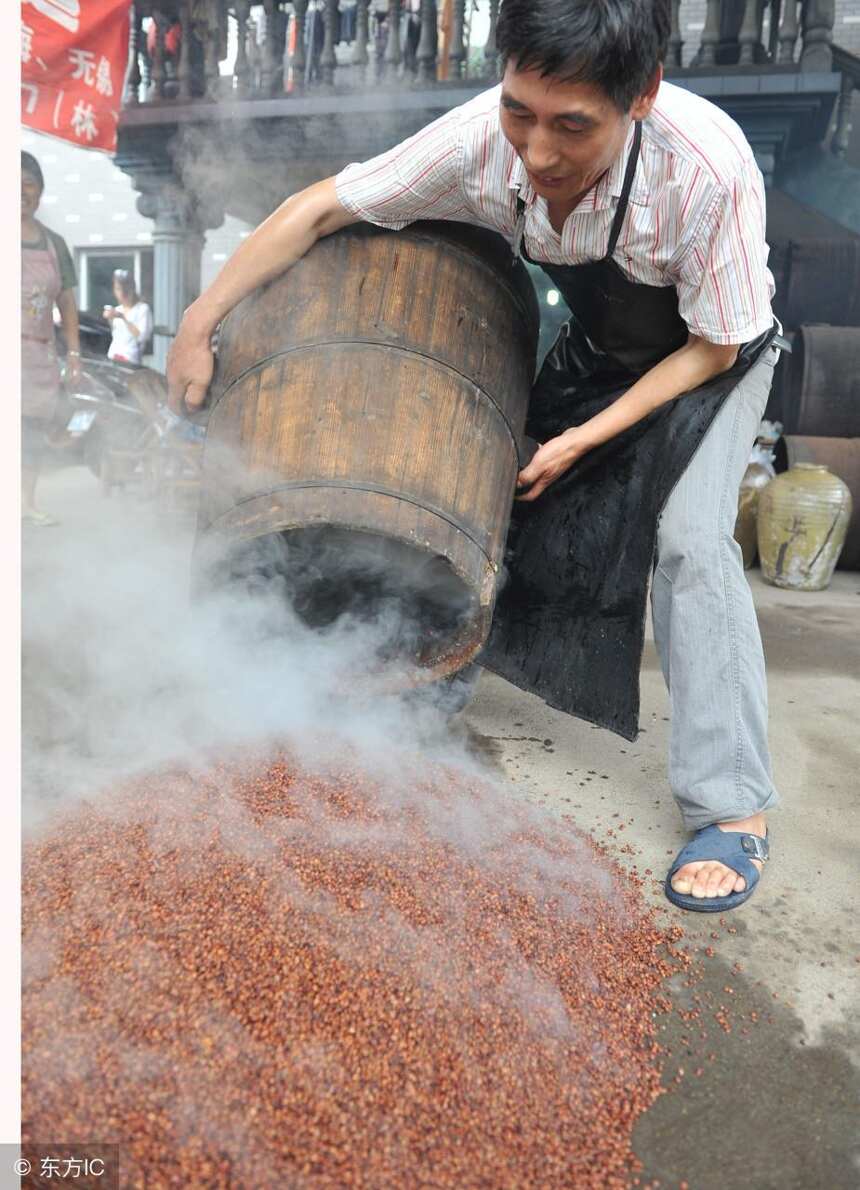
[22,466,483,830]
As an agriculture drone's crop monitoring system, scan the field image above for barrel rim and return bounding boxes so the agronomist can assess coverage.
[194,489,495,688]
[207,479,498,569]
[344,218,542,336]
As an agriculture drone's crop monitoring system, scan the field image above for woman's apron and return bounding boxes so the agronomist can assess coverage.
[21,227,63,422]
[482,122,777,740]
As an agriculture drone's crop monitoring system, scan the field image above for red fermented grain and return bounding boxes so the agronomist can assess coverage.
[23,752,684,1188]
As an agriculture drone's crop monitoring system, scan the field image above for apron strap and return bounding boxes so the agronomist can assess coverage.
[604,121,642,261]
[513,193,527,262]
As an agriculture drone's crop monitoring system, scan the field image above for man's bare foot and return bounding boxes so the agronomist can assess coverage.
[670,813,766,900]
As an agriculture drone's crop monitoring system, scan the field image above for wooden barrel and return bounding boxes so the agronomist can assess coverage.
[776,436,860,571]
[195,221,540,683]
[782,326,860,438]
[770,238,860,332]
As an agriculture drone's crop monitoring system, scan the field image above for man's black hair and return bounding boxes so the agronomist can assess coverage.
[21,151,45,193]
[496,0,671,112]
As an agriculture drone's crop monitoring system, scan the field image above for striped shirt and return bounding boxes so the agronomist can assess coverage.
[335,81,775,346]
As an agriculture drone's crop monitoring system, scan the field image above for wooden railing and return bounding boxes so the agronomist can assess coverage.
[831,45,859,159]
[124,0,838,108]
[680,0,834,70]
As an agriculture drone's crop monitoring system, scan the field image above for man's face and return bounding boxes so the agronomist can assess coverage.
[499,64,660,209]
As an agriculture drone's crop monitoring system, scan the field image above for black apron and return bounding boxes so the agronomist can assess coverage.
[482,122,777,741]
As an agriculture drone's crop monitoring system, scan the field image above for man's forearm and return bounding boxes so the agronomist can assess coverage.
[184,177,357,337]
[169,177,359,410]
[570,335,739,452]
[516,335,741,501]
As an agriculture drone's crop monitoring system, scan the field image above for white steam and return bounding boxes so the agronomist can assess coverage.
[22,467,481,828]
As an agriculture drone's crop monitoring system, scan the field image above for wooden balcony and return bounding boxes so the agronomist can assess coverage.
[118,0,846,220]
[115,1,852,367]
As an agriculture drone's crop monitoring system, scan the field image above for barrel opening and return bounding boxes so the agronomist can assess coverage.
[202,526,483,677]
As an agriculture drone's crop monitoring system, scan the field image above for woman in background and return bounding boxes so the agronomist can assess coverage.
[21,150,80,527]
[104,270,153,366]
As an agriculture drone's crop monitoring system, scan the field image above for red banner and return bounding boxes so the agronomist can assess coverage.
[21,0,131,153]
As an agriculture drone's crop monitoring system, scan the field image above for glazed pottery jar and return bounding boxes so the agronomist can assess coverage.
[734,461,773,569]
[757,463,852,591]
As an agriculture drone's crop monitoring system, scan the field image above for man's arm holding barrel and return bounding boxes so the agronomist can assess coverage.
[168,178,357,413]
[168,104,470,414]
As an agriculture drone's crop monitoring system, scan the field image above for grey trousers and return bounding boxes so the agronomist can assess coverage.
[651,343,781,830]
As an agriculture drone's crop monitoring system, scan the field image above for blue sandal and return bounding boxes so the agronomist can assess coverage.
[664,824,769,912]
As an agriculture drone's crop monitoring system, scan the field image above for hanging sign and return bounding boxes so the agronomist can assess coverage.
[21,0,131,153]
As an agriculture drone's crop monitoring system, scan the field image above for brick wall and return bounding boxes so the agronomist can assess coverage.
[834,0,860,57]
[679,0,707,64]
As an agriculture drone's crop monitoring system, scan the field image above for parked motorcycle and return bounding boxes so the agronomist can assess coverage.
[52,313,207,502]
[52,313,163,477]
[60,356,153,477]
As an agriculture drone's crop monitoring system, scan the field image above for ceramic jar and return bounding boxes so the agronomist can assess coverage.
[757,463,852,591]
[734,461,774,569]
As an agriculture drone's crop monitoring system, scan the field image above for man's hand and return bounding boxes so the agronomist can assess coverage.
[516,427,593,502]
[514,334,744,501]
[167,317,215,414]
[165,178,356,416]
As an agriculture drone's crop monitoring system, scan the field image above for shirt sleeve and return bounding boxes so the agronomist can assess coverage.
[674,164,774,345]
[49,229,78,292]
[335,105,469,230]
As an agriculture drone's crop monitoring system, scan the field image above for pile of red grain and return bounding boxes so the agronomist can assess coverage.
[23,753,682,1188]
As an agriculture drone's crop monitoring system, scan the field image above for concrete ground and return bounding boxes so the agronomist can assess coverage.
[25,465,860,1189]
[464,574,860,1188]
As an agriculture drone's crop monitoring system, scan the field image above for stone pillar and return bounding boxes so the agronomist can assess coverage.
[137,184,223,373]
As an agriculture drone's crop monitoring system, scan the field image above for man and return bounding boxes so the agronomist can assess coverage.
[168,0,778,912]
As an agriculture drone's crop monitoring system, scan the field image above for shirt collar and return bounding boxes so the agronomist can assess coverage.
[508,120,651,213]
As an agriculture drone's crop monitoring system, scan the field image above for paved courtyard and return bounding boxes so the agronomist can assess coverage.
[466,574,860,1188]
